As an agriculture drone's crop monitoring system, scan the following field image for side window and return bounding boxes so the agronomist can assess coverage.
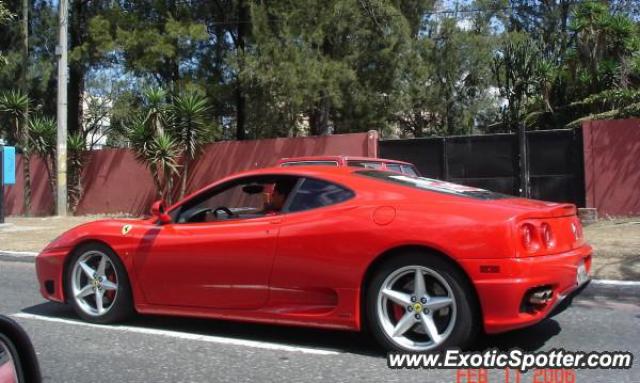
[287,178,354,212]
[346,160,383,169]
[386,163,403,173]
[174,175,300,223]
[401,165,419,176]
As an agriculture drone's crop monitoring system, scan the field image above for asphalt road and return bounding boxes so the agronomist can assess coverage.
[0,260,638,383]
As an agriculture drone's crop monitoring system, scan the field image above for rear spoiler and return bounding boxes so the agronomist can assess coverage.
[518,203,577,219]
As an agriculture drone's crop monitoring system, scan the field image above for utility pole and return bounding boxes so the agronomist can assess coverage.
[56,0,68,216]
[21,0,28,139]
[518,122,530,199]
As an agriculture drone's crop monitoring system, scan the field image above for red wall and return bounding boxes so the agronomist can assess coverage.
[3,132,378,216]
[583,119,640,217]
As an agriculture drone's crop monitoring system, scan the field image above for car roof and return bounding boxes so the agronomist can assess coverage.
[277,155,414,166]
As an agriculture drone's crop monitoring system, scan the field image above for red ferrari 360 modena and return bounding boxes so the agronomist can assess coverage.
[36,166,592,352]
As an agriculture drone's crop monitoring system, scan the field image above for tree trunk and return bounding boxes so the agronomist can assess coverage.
[21,0,31,172]
[309,94,331,135]
[68,66,85,136]
[22,153,31,216]
[235,0,248,140]
[180,156,189,200]
[43,156,57,215]
[68,0,86,136]
[67,150,84,214]
[149,163,163,200]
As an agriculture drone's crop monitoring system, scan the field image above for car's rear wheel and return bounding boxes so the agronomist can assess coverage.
[66,243,133,324]
[366,253,478,352]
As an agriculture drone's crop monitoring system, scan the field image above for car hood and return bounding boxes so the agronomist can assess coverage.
[41,218,149,253]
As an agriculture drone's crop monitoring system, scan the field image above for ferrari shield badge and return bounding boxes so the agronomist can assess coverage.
[122,224,133,235]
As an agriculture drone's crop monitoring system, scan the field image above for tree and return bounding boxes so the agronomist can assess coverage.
[126,114,180,203]
[28,115,56,210]
[492,36,539,132]
[170,91,211,199]
[0,1,14,66]
[0,89,31,214]
[67,132,86,213]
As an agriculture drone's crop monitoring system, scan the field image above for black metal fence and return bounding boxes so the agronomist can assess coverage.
[379,129,585,206]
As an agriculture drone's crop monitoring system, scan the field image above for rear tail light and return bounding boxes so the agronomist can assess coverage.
[520,223,540,252]
[571,220,584,243]
[541,223,555,248]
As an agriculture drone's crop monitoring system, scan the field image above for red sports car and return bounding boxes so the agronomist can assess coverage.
[36,166,591,352]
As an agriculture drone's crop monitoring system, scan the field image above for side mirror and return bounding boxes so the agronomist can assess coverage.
[0,315,41,383]
[151,200,172,225]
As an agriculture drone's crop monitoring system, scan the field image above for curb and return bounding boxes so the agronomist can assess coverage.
[0,250,38,262]
[580,280,640,302]
[1,250,639,299]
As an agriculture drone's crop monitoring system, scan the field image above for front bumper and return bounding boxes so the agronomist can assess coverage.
[35,247,70,303]
[460,245,592,334]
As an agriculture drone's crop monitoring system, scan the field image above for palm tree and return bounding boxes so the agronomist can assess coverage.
[170,92,211,199]
[67,132,86,213]
[0,90,31,215]
[142,87,168,135]
[126,114,180,203]
[148,132,181,202]
[28,116,57,211]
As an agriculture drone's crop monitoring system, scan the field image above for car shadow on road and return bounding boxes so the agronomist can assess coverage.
[19,302,561,357]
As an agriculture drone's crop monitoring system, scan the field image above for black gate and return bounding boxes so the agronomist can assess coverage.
[379,129,585,206]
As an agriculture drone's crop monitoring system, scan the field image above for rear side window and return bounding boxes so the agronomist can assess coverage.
[387,163,419,176]
[401,165,419,176]
[287,178,354,212]
[280,161,339,167]
[386,163,402,173]
[346,160,383,169]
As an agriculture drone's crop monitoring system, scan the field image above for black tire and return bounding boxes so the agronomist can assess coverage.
[66,243,134,324]
[365,252,479,352]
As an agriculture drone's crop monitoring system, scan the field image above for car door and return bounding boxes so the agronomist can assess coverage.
[267,177,371,310]
[134,217,279,310]
[133,175,291,310]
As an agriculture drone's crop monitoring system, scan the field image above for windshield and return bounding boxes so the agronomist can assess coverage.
[355,170,509,200]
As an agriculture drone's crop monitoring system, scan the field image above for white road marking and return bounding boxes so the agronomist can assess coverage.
[590,279,640,286]
[0,250,38,258]
[11,313,340,355]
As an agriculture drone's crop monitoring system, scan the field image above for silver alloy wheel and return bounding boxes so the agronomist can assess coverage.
[71,251,119,317]
[377,265,457,351]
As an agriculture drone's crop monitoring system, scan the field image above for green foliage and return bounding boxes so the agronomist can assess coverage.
[493,35,539,131]
[0,88,29,144]
[2,0,640,147]
[28,115,56,159]
[170,91,211,159]
[0,0,13,66]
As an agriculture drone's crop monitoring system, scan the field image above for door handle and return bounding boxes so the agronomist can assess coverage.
[269,217,283,224]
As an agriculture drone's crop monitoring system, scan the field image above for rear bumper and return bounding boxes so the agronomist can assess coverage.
[460,245,592,334]
[35,247,70,303]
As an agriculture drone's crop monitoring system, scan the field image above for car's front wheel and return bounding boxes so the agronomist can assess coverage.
[66,243,133,324]
[366,253,478,352]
